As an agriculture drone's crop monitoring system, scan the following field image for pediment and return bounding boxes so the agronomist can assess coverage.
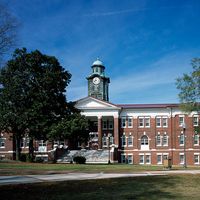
[75,96,120,110]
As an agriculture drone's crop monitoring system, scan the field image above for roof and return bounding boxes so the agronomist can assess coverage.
[116,103,179,109]
[92,58,104,66]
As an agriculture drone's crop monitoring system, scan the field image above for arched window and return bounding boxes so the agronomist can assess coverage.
[140,135,149,150]
[141,135,148,145]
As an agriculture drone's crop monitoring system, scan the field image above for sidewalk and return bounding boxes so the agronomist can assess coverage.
[1,170,200,185]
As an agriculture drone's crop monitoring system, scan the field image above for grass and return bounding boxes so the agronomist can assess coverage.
[0,161,200,175]
[1,174,200,200]
[0,162,165,175]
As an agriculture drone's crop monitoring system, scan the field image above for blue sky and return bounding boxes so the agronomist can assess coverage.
[4,0,200,104]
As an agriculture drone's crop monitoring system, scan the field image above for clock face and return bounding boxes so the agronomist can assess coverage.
[93,77,100,85]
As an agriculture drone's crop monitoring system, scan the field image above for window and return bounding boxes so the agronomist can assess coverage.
[121,117,126,128]
[145,118,150,127]
[127,134,133,147]
[156,134,161,146]
[108,120,113,130]
[163,154,168,160]
[194,133,199,145]
[103,121,107,130]
[156,116,168,127]
[163,118,168,127]
[146,155,151,164]
[157,154,162,164]
[38,140,47,152]
[193,116,199,126]
[0,138,5,148]
[139,154,151,164]
[139,117,150,128]
[179,134,184,146]
[194,154,200,164]
[180,154,184,164]
[21,137,29,148]
[127,154,133,164]
[139,155,144,164]
[179,116,184,126]
[102,135,107,147]
[121,134,126,147]
[121,154,126,163]
[156,117,161,127]
[163,134,168,146]
[141,135,148,145]
[139,118,144,127]
[128,117,132,128]
[109,135,114,145]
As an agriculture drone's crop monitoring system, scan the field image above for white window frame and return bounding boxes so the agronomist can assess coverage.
[194,132,199,146]
[139,117,144,127]
[162,133,168,146]
[139,154,145,164]
[140,135,149,150]
[121,117,126,128]
[179,116,184,127]
[162,117,168,127]
[157,154,162,165]
[121,134,127,147]
[145,117,150,127]
[145,154,151,165]
[21,137,29,148]
[179,133,184,146]
[0,138,5,148]
[127,134,133,147]
[127,117,133,128]
[156,117,161,127]
[121,154,126,164]
[194,153,200,164]
[127,154,133,164]
[156,133,162,146]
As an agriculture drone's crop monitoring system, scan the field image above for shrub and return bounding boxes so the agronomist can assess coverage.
[19,153,27,162]
[73,156,86,164]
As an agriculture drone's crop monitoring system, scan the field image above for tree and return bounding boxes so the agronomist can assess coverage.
[0,3,18,64]
[176,58,200,112]
[0,48,71,160]
[48,112,89,149]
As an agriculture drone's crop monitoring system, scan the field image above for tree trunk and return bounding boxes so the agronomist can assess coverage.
[15,136,21,161]
[29,138,34,162]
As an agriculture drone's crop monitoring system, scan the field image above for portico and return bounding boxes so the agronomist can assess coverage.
[75,96,121,150]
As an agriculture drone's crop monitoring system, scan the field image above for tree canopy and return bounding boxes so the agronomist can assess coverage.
[176,58,200,112]
[0,48,72,159]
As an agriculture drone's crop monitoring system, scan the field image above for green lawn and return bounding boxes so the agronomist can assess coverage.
[1,175,200,200]
[0,162,165,175]
[0,162,200,175]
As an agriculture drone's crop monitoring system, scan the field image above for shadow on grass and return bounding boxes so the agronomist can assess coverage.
[0,175,197,200]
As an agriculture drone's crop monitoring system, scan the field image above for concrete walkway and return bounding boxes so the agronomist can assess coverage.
[1,170,200,185]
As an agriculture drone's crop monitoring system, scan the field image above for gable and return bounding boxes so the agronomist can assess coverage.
[75,96,120,110]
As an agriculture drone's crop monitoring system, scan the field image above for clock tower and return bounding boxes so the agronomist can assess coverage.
[87,58,110,101]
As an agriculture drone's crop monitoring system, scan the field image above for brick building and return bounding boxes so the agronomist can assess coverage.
[75,59,200,166]
[0,59,199,166]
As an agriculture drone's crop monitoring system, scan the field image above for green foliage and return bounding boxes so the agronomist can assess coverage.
[0,48,71,159]
[176,58,200,112]
[48,113,89,146]
[73,156,86,164]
